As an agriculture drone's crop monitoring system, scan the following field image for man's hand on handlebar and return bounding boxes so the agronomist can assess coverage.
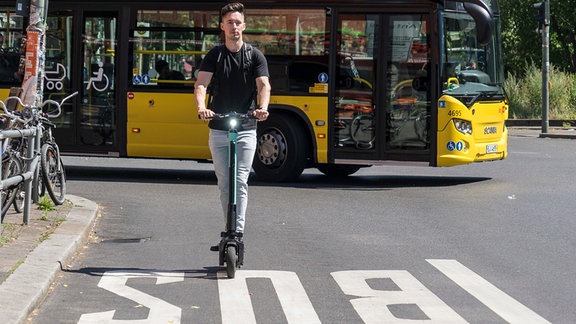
[252,108,269,121]
[198,107,215,121]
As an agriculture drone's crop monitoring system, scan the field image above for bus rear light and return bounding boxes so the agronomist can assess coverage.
[453,119,472,135]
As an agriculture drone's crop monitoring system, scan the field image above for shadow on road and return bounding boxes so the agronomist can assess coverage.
[66,165,491,189]
[60,264,222,280]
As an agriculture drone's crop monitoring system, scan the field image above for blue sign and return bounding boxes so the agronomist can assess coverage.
[447,141,456,151]
[439,100,446,108]
[456,141,463,151]
[318,72,328,83]
[142,74,151,85]
[133,75,142,85]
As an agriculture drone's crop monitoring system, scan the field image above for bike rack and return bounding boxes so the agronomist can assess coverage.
[0,126,39,225]
[0,91,77,227]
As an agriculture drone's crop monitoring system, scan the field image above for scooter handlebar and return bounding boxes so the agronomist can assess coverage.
[209,112,257,120]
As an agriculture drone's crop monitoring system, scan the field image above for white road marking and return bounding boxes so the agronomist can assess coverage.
[332,270,467,323]
[78,271,184,324]
[427,259,551,324]
[218,270,321,324]
[76,261,550,323]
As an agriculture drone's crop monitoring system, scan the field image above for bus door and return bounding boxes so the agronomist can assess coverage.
[47,10,119,152]
[333,11,432,162]
[43,11,76,147]
[79,13,118,149]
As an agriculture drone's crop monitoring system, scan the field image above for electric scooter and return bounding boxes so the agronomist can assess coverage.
[210,112,254,279]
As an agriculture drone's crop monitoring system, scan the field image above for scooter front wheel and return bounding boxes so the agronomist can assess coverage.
[226,245,237,278]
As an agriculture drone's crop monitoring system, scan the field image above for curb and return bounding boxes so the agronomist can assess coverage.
[0,195,99,324]
[507,119,576,139]
[508,127,576,139]
[539,132,576,139]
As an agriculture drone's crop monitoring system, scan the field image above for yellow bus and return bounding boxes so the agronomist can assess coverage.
[0,0,508,181]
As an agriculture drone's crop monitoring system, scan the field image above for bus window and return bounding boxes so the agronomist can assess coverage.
[44,13,74,130]
[289,61,328,93]
[334,14,376,150]
[130,10,219,88]
[442,9,505,98]
[243,9,326,56]
[386,15,431,150]
[0,8,24,86]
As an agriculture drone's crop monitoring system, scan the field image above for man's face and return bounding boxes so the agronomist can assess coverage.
[220,11,245,41]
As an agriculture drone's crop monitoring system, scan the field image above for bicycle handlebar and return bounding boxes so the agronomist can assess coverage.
[0,91,78,118]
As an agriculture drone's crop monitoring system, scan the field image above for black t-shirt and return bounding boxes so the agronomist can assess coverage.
[199,44,269,130]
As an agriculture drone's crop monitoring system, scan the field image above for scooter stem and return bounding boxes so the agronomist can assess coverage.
[226,127,238,234]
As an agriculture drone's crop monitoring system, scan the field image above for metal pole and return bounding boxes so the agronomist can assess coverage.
[23,130,37,225]
[541,0,550,133]
[21,0,48,107]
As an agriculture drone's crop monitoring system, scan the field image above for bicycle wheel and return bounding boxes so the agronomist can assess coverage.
[350,114,375,149]
[226,245,237,279]
[13,188,25,213]
[12,171,25,213]
[1,155,23,220]
[41,144,66,205]
[32,160,45,203]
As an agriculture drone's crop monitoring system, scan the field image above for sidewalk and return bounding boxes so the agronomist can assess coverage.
[0,195,99,324]
[508,126,576,139]
[507,119,576,139]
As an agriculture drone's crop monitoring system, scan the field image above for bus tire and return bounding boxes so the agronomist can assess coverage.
[253,114,308,182]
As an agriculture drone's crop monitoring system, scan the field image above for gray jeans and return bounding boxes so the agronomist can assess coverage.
[209,128,257,233]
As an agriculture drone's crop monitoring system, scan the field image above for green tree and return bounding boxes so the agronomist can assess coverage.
[500,0,540,75]
[552,1,576,72]
[500,0,576,75]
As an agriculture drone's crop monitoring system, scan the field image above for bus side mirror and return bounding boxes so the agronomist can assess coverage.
[463,1,494,46]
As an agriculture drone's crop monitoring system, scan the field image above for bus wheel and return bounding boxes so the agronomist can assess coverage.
[253,114,308,182]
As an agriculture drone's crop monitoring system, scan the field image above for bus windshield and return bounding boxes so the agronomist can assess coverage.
[442,8,505,102]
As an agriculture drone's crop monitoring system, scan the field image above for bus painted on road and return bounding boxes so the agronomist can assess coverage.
[0,0,508,181]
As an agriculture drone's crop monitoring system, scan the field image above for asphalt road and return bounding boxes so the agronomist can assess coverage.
[27,132,576,323]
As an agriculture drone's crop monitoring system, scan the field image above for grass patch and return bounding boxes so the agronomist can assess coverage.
[37,195,56,212]
[505,62,576,119]
[0,223,21,247]
[9,259,24,274]
[0,197,69,246]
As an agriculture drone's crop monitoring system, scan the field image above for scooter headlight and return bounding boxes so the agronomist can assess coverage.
[453,118,472,135]
[229,118,238,128]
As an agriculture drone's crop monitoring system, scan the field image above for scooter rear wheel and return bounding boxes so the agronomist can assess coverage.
[226,245,237,278]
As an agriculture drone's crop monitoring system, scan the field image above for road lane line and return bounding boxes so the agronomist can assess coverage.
[427,259,551,324]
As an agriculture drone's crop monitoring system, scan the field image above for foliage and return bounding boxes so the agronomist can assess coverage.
[500,0,576,75]
[505,62,576,119]
[37,195,56,213]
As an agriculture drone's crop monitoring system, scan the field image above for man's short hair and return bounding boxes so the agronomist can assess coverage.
[220,2,245,22]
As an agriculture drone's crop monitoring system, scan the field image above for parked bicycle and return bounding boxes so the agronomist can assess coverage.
[0,92,77,215]
[0,111,26,220]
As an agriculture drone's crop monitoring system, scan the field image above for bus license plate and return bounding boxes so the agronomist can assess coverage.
[486,144,497,153]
